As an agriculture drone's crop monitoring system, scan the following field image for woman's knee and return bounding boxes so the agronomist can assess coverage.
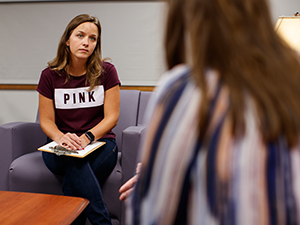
[90,139,118,177]
[42,151,65,175]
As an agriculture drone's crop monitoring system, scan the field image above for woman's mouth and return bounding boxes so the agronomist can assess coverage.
[79,49,88,53]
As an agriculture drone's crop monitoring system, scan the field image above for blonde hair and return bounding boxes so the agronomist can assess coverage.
[165,0,300,146]
[48,14,104,90]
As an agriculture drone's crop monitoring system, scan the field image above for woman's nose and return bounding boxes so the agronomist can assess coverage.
[83,37,89,47]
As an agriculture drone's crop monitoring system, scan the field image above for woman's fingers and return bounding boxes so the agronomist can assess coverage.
[136,163,142,174]
[59,133,83,150]
[119,175,138,201]
[119,163,142,201]
[119,187,135,201]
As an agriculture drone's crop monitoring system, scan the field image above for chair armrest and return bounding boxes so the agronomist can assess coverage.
[0,122,47,190]
[120,125,147,185]
[120,125,147,225]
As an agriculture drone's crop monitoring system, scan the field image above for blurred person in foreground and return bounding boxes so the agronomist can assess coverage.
[119,0,300,224]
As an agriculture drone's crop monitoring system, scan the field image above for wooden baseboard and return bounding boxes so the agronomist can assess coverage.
[0,84,155,91]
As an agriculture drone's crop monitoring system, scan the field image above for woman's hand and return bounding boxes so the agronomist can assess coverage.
[57,132,83,150]
[119,163,141,201]
[79,133,93,149]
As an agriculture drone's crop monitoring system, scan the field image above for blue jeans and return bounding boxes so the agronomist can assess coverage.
[42,138,118,225]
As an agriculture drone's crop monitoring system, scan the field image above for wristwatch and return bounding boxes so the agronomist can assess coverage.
[85,131,95,144]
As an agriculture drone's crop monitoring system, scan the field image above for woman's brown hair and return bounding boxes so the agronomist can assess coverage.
[164,0,186,69]
[165,0,300,146]
[48,14,104,90]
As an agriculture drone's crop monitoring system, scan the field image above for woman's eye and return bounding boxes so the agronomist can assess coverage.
[90,37,96,41]
[78,34,83,38]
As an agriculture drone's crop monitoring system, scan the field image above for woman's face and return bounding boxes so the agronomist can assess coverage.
[66,22,98,62]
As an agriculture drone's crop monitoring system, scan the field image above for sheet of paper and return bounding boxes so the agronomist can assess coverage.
[38,141,105,158]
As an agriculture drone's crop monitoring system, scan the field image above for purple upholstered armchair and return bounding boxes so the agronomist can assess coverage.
[0,90,153,225]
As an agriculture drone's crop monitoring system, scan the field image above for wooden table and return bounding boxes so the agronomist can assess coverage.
[0,191,89,225]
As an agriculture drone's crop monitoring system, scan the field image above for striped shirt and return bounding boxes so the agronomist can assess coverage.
[129,64,300,225]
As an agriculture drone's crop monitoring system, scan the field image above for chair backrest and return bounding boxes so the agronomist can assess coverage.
[35,109,40,123]
[113,90,141,151]
[137,91,154,125]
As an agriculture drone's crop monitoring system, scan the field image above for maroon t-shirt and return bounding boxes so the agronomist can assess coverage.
[37,61,120,139]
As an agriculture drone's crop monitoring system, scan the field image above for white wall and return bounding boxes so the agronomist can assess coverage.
[0,90,38,124]
[0,1,166,86]
[270,0,299,22]
[0,0,299,125]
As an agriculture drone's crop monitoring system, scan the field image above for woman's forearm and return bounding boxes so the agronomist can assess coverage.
[87,85,120,140]
[88,114,119,140]
[40,118,64,143]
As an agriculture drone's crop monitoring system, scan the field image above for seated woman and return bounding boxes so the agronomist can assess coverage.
[37,14,120,225]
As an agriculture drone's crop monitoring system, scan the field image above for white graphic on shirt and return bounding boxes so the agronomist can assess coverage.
[55,85,104,109]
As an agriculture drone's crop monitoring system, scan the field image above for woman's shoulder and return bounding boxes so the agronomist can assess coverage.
[101,61,120,89]
[154,64,191,95]
[144,64,191,117]
[41,67,52,75]
[41,67,62,77]
[161,64,190,81]
[102,61,118,77]
[38,67,66,90]
[102,61,116,71]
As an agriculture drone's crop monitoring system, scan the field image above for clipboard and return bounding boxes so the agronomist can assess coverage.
[38,141,106,158]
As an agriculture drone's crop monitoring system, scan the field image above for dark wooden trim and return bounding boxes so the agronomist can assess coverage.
[0,84,155,91]
[120,86,154,92]
[0,84,38,90]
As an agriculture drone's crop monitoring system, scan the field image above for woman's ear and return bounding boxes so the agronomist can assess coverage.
[66,40,70,46]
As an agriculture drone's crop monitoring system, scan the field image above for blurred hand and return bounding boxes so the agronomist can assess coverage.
[119,163,142,201]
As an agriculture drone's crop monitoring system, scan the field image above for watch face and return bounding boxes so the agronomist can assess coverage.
[86,131,95,142]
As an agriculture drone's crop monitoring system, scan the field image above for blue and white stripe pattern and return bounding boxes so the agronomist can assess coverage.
[129,64,300,225]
